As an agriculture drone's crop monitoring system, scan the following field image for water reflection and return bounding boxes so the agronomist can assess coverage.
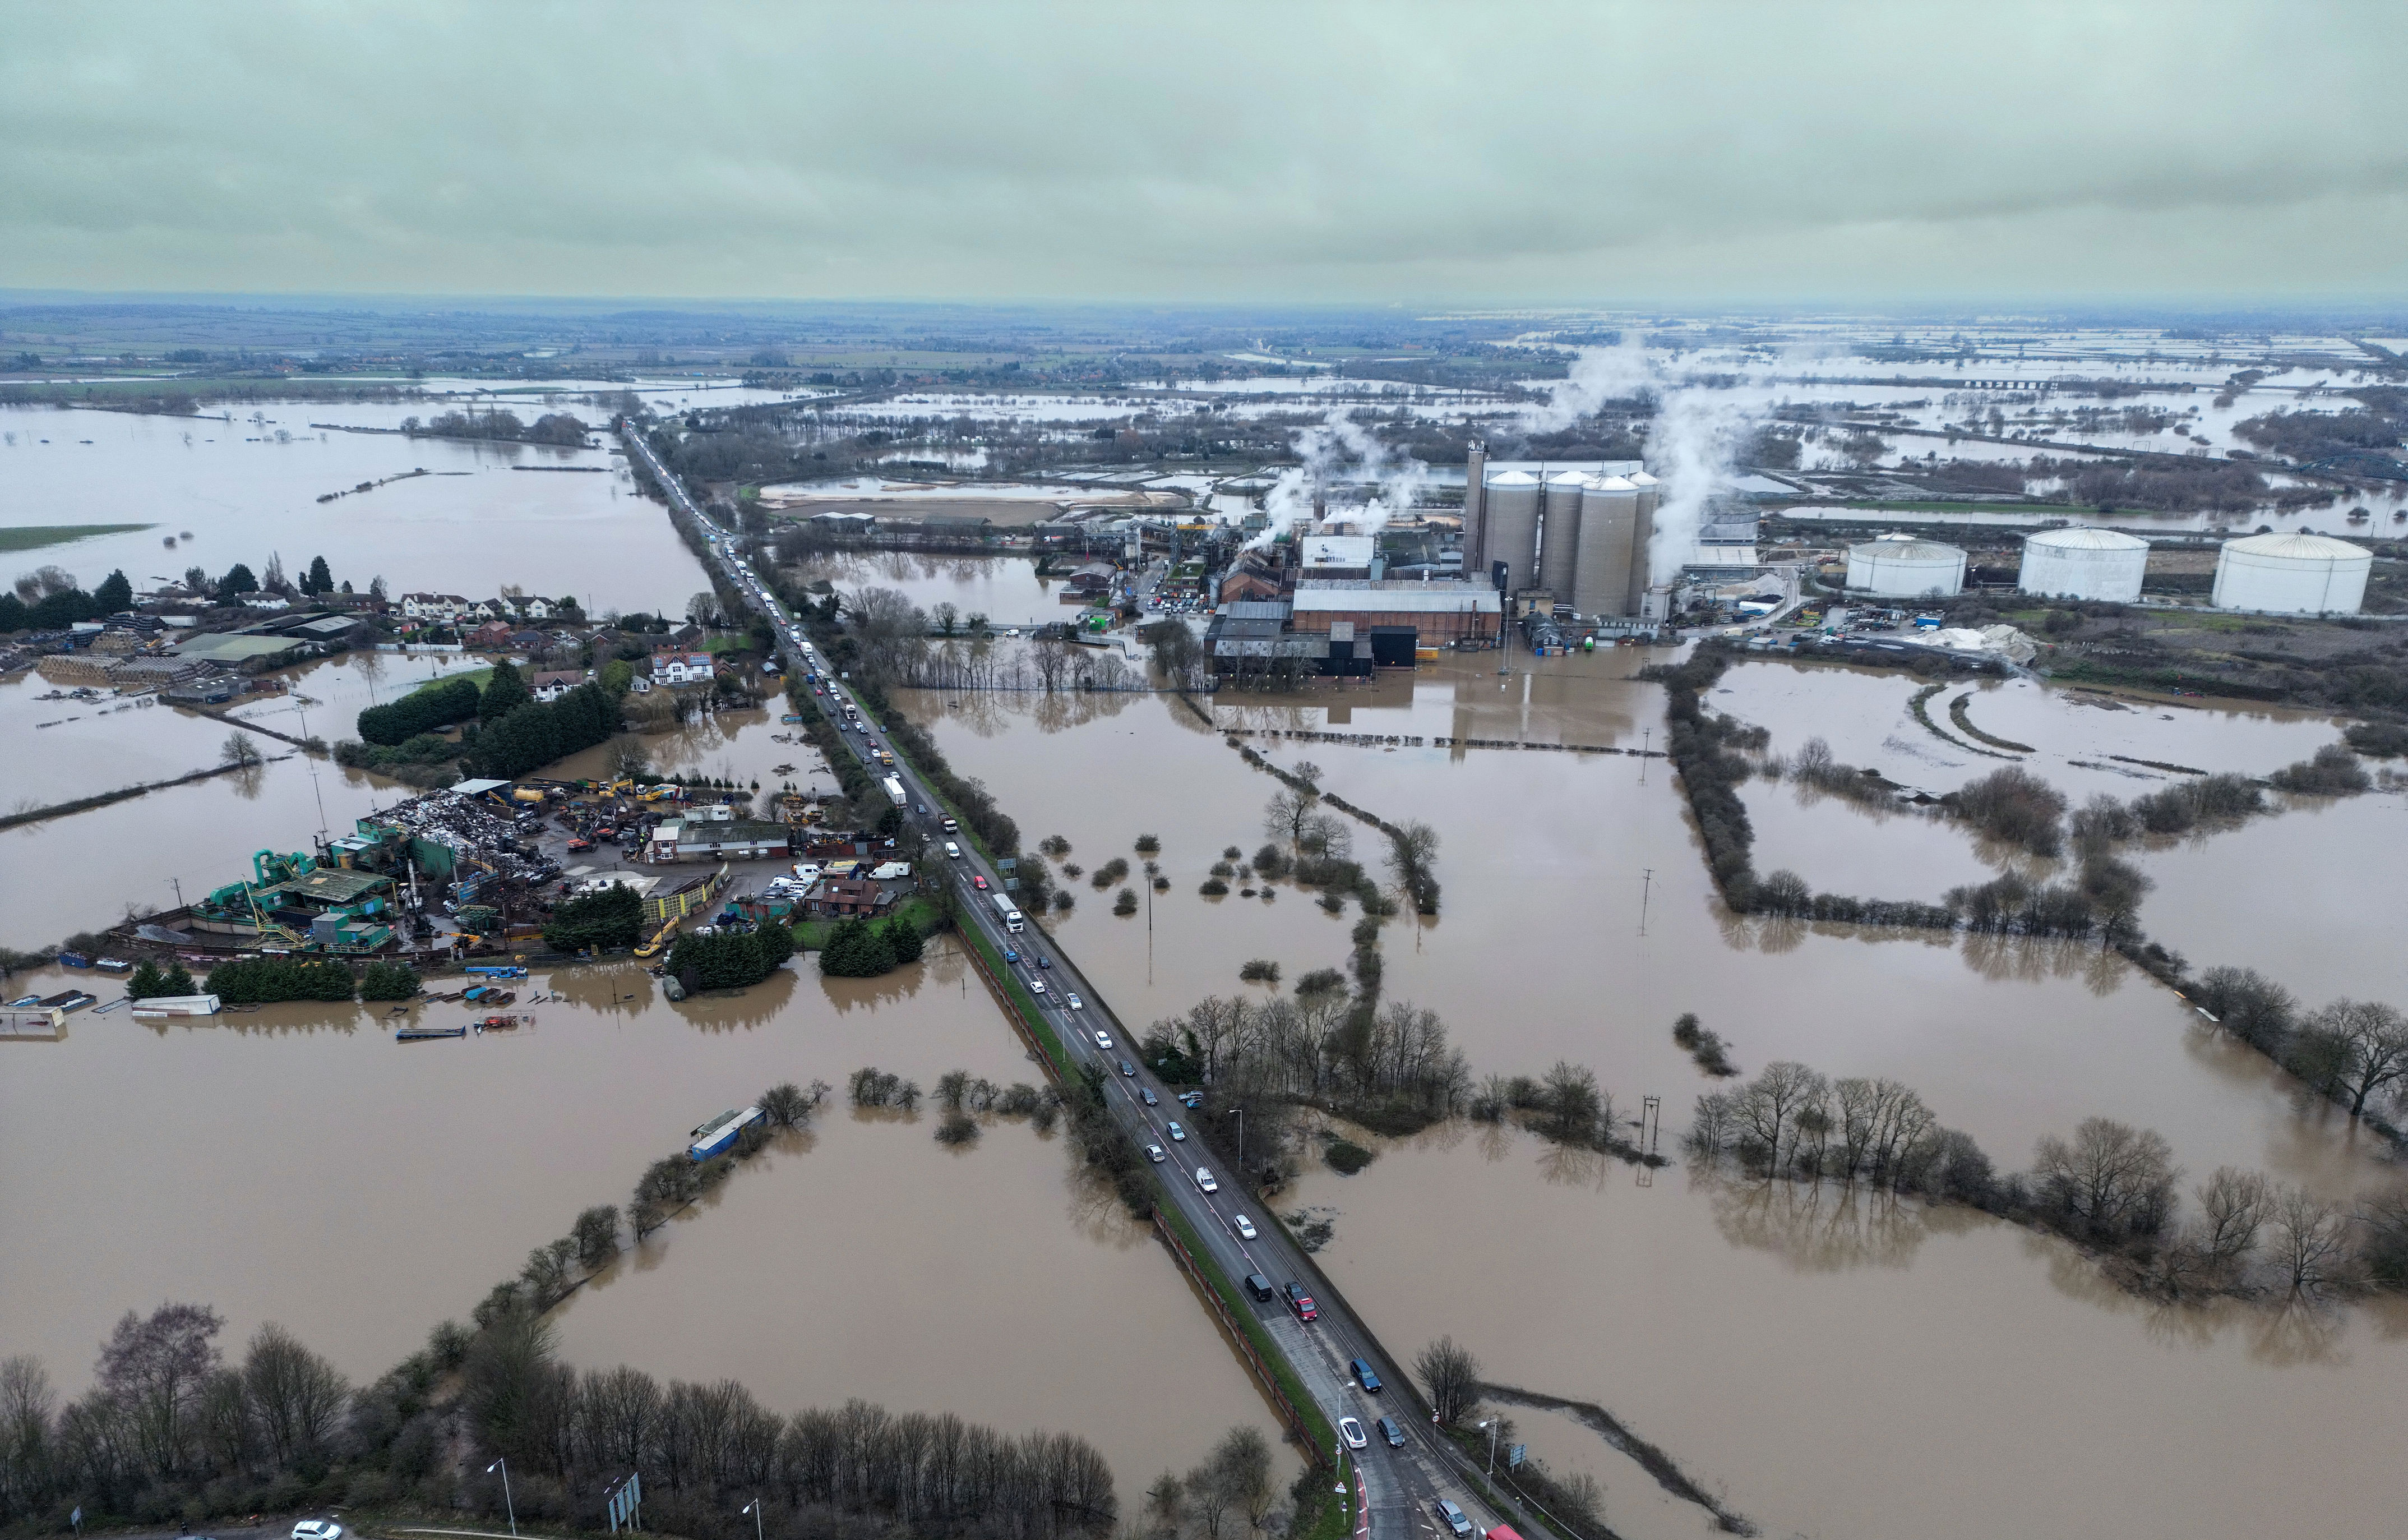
[1706,1172,1936,1272]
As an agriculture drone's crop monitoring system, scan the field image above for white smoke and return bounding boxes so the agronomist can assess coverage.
[1521,342,1765,584]
[1246,411,1435,550]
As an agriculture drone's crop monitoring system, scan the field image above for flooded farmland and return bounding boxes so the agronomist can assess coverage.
[0,944,1288,1495]
[1282,1122,2408,1540]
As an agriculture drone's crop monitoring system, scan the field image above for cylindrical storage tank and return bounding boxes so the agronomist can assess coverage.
[1845,537,1966,598]
[2018,527,2148,601]
[2212,532,2370,615]
[1625,471,1661,614]
[1481,470,1541,591]
[1572,474,1639,617]
[1538,471,1589,597]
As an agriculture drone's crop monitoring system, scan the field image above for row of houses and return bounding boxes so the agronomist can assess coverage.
[398,593,572,625]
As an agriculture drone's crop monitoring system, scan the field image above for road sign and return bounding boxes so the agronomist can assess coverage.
[1508,1443,1526,1469]
[606,1472,643,1532]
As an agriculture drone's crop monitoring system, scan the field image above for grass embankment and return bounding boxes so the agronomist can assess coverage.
[954,916,1076,1082]
[1947,693,2036,753]
[0,522,155,554]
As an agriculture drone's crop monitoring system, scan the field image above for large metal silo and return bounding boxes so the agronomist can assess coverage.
[2019,527,2147,601]
[1482,470,1541,592]
[2212,532,2370,615]
[1463,441,1487,571]
[1573,474,1639,616]
[1538,471,1589,597]
[1625,471,1661,614]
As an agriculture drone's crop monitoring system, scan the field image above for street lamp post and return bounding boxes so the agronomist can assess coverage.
[487,1458,517,1538]
[741,1499,762,1540]
[1480,1418,1499,1477]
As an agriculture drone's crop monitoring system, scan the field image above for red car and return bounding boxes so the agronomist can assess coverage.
[1283,1281,1316,1321]
[973,875,989,891]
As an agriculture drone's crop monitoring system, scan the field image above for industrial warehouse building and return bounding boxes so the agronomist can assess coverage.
[1459,444,1663,617]
[1287,581,1502,644]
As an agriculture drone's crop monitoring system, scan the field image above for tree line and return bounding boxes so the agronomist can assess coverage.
[201,957,420,1005]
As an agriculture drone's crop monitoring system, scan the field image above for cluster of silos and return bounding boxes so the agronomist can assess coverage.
[2018,527,2149,602]
[1463,457,1662,617]
[1845,535,1966,598]
[2212,532,2370,615]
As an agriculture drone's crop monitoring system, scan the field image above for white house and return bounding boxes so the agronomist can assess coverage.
[517,596,557,621]
[530,669,585,702]
[399,592,471,623]
[651,651,717,687]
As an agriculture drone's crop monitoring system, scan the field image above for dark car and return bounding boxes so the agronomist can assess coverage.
[1119,1059,1136,1077]
[1245,1272,1275,1302]
[1037,956,1051,969]
[1283,1282,1316,1321]
[1140,1087,1158,1106]
[1349,1357,1381,1393]
[1376,1416,1404,1448]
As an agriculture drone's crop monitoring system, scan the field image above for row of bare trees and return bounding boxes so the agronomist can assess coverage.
[1145,990,1472,1127]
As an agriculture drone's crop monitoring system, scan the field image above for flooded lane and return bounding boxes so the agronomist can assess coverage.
[1286,1123,2408,1540]
[0,942,1292,1493]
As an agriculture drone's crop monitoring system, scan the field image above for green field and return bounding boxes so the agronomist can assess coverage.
[0,522,156,554]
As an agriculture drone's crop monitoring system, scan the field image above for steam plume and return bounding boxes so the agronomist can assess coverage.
[1247,411,1434,549]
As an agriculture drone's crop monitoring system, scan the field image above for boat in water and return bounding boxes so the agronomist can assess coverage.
[397,1025,467,1041]
[688,1105,764,1160]
[94,957,132,974]
[128,994,221,1018]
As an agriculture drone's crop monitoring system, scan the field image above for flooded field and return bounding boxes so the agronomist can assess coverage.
[1283,1123,2408,1540]
[780,550,1067,630]
[902,660,2388,1191]
[0,944,1286,1495]
[1,402,708,614]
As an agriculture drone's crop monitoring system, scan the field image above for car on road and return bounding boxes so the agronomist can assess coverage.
[1166,1121,1185,1141]
[1194,1166,1218,1193]
[1036,955,1051,969]
[1093,1030,1112,1049]
[1434,1500,1473,1537]
[1283,1281,1315,1320]
[945,842,962,859]
[1338,1417,1367,1451]
[1233,1214,1256,1239]
[1145,1143,1167,1163]
[1349,1357,1381,1392]
[1245,1272,1275,1301]
[1066,992,1084,1009]
[293,1524,343,1540]
[1004,948,1020,965]
[973,875,988,890]
[1030,979,1047,995]
[1140,1087,1158,1106]
[1376,1416,1404,1447]
[915,802,928,815]
[1119,1059,1135,1076]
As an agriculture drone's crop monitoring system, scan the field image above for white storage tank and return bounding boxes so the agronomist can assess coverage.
[1573,474,1639,617]
[2019,527,2149,602]
[1481,470,1542,591]
[1845,536,1965,598]
[2212,532,2370,615]
[1538,471,1589,597]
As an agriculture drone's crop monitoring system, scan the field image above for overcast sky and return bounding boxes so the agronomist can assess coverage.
[4,1,2403,306]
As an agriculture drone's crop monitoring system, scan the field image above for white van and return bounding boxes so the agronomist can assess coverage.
[1194,1166,1218,1194]
[945,841,962,860]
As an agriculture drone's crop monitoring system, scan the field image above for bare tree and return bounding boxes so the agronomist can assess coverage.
[1414,1336,1481,1425]
[1208,1425,1273,1528]
[2302,999,2408,1119]
[2031,1118,2179,1238]
[94,1302,223,1480]
[220,731,263,769]
[2268,1184,2355,1297]
[1264,786,1318,846]
[1733,1061,1825,1175]
[241,1324,347,1470]
[2190,1167,2274,1285]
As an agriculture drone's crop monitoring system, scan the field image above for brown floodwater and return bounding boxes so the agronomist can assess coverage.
[0,942,1287,1495]
[901,662,2392,1193]
[781,550,1067,630]
[1282,1122,2408,1540]
[549,704,839,803]
[2,402,709,614]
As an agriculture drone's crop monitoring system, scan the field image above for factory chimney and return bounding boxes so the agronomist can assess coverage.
[1463,440,1487,571]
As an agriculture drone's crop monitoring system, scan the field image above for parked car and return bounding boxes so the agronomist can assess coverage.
[1245,1272,1275,1301]
[1376,1416,1404,1447]
[293,1524,343,1540]
[1338,1417,1367,1451]
[1283,1281,1315,1320]
[1166,1121,1186,1141]
[1434,1500,1472,1537]
[1233,1214,1256,1240]
[1349,1357,1381,1393]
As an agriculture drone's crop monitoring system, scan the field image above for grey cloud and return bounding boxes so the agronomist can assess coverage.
[1,0,2403,301]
